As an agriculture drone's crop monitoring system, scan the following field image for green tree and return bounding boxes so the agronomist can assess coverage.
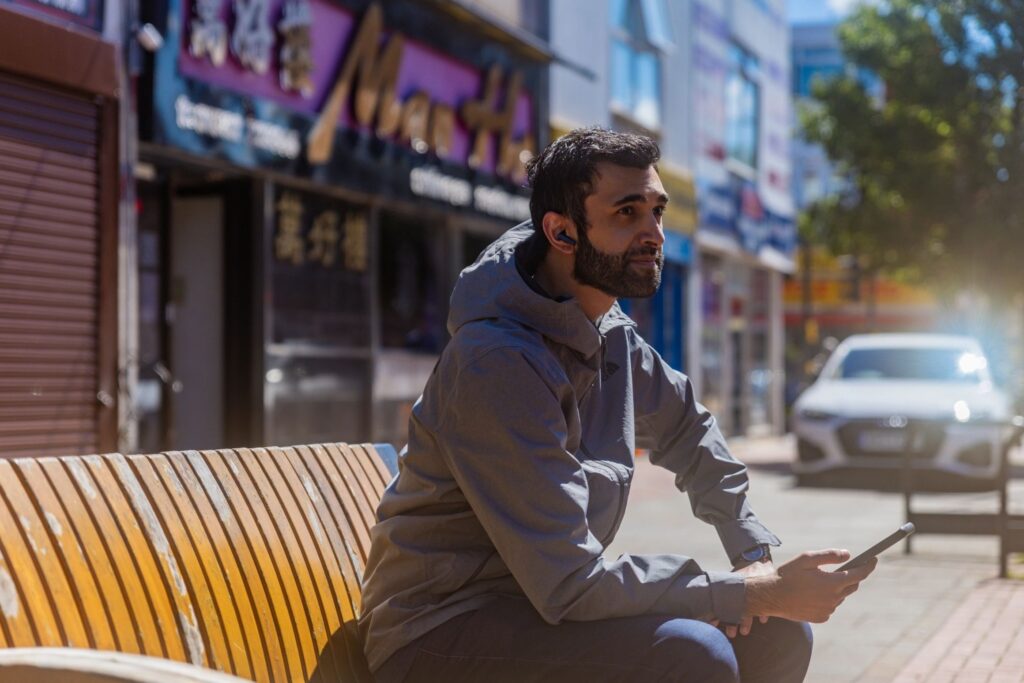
[801,0,1024,301]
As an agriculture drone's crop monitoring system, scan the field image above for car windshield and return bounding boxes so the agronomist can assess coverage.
[834,347,986,382]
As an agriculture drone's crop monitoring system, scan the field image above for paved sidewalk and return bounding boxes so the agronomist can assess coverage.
[727,435,1024,681]
[614,435,1024,682]
[893,579,1024,682]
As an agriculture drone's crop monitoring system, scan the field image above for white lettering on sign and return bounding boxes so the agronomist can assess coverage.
[410,166,529,220]
[247,117,301,158]
[473,185,530,221]
[409,167,472,207]
[174,95,300,159]
[175,95,244,141]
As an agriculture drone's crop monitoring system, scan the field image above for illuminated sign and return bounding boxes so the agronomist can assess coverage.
[165,0,536,182]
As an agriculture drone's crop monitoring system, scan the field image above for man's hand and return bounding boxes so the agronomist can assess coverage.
[743,549,877,623]
[713,560,775,638]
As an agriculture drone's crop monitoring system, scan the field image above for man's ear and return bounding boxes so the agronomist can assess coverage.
[541,211,576,254]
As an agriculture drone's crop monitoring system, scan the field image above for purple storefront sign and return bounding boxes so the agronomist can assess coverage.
[176,0,533,174]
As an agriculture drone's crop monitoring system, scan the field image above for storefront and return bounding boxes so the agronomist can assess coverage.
[689,0,793,437]
[0,1,119,458]
[135,0,547,451]
[696,189,791,437]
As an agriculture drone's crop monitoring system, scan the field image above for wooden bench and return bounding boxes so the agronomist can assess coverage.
[0,443,400,682]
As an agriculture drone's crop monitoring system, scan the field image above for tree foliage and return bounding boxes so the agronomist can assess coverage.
[801,0,1024,299]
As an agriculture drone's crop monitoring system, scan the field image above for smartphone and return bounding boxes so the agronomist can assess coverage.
[835,522,915,571]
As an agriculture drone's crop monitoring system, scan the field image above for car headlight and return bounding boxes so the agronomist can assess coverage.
[798,408,836,421]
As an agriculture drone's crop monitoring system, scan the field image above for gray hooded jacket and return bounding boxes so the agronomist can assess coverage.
[359,224,780,672]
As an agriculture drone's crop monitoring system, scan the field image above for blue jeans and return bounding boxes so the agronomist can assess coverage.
[374,596,813,682]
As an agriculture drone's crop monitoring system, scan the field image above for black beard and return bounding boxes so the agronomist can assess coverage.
[572,229,663,298]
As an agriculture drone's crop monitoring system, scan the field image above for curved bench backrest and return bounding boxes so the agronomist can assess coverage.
[0,443,396,682]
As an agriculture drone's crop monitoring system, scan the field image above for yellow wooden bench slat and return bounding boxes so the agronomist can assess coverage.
[323,445,377,562]
[40,458,142,654]
[86,454,190,662]
[16,459,113,651]
[131,454,237,673]
[65,456,168,658]
[0,442,394,682]
[164,451,267,681]
[196,448,300,682]
[234,447,324,681]
[270,446,359,678]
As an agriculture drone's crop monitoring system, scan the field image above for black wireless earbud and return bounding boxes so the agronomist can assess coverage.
[556,231,577,246]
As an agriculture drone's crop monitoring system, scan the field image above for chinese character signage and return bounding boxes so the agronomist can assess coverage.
[271,187,371,348]
[274,190,367,272]
[150,0,538,197]
[2,0,103,30]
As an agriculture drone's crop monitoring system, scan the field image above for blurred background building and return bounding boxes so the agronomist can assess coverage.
[551,0,795,437]
[0,0,120,458]
[131,0,548,452]
[0,0,800,458]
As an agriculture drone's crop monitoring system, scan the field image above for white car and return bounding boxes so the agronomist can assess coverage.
[792,333,1011,481]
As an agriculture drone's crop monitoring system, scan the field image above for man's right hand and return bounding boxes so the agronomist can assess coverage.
[743,549,877,623]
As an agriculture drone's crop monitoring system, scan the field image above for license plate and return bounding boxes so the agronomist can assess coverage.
[857,430,906,452]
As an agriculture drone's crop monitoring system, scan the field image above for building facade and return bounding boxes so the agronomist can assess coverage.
[0,0,121,458]
[691,0,793,436]
[549,0,794,436]
[128,0,550,452]
[550,0,699,391]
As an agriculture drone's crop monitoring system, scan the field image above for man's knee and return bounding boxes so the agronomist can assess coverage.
[654,620,739,683]
[758,618,814,681]
[777,619,814,670]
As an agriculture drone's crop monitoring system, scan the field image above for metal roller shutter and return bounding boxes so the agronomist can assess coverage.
[0,71,102,458]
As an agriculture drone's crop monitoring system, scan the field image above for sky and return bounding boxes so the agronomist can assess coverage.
[787,0,870,24]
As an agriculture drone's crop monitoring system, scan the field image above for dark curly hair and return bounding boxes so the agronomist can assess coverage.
[526,127,661,235]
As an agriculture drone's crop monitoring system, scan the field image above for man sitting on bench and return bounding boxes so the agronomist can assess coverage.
[359,128,875,682]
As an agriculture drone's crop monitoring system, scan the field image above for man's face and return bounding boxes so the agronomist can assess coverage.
[572,163,667,298]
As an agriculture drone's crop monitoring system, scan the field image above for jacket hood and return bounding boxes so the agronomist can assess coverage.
[447,222,634,358]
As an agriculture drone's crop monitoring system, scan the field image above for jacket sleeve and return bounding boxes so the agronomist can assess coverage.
[629,331,781,563]
[438,345,747,625]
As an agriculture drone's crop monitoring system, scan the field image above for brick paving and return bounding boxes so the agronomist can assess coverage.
[892,579,1024,683]
[727,436,1024,682]
[613,435,1024,682]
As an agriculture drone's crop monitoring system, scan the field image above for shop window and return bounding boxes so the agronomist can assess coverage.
[610,0,673,130]
[270,188,372,349]
[747,268,773,429]
[700,254,725,416]
[267,187,373,445]
[135,181,167,453]
[265,356,371,446]
[379,212,446,354]
[725,43,760,171]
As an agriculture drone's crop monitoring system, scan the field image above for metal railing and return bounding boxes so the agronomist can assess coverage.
[901,416,1024,577]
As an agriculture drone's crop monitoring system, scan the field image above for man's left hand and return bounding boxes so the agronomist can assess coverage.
[710,561,775,638]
